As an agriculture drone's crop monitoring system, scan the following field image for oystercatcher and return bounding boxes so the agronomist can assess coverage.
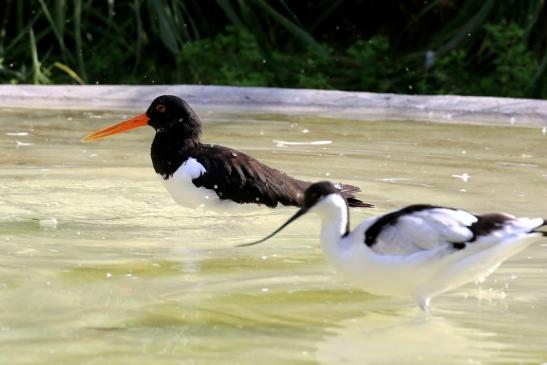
[82,95,372,211]
[240,181,546,311]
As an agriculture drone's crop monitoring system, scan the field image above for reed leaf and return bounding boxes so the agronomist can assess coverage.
[29,28,50,84]
[147,0,181,54]
[73,0,87,82]
[132,0,144,70]
[53,0,67,37]
[254,0,328,57]
[215,0,243,28]
[52,61,85,84]
[37,0,69,62]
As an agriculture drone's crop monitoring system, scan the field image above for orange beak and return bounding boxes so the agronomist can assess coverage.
[81,113,149,142]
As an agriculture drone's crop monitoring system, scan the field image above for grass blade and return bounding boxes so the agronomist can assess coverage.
[73,0,87,82]
[147,0,181,54]
[29,27,50,84]
[215,0,243,28]
[255,0,328,57]
[37,0,69,61]
[52,61,85,84]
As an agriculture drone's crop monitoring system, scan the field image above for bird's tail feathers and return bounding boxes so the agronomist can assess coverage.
[536,219,547,237]
[346,197,374,208]
[333,183,374,208]
[534,219,546,236]
[336,182,361,194]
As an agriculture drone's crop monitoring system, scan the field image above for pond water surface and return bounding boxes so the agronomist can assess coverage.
[0,108,546,364]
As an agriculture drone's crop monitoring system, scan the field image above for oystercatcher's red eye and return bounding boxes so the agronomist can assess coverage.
[156,104,166,113]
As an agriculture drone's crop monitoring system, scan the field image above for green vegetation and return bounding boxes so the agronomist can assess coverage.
[1,1,545,98]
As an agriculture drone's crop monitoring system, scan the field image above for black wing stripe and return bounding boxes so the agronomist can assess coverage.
[364,204,445,246]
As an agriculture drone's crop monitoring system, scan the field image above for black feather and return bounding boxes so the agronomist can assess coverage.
[535,219,547,236]
[468,213,513,242]
[148,95,373,209]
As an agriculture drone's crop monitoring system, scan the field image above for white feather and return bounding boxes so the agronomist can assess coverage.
[160,157,265,212]
[161,158,213,209]
[306,196,545,310]
[366,208,477,255]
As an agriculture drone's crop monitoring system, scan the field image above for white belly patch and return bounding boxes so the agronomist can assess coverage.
[160,157,273,213]
[161,158,211,208]
[160,157,246,212]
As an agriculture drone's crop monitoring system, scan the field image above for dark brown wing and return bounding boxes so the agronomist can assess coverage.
[191,145,371,208]
[191,145,307,207]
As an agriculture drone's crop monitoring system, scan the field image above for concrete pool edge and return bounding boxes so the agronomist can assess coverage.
[1,85,546,127]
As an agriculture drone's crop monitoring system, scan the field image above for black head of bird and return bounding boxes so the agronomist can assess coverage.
[82,95,201,142]
[238,181,347,247]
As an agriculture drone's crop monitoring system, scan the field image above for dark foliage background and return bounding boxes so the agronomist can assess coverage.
[1,0,546,98]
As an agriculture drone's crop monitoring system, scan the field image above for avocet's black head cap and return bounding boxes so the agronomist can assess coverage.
[303,181,341,208]
[146,95,202,139]
[238,181,344,248]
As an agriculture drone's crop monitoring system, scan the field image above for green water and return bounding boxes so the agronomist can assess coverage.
[0,108,546,364]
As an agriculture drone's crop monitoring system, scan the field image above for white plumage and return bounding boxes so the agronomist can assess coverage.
[242,182,546,311]
[335,205,542,310]
[161,158,215,209]
[366,208,477,255]
[160,157,251,212]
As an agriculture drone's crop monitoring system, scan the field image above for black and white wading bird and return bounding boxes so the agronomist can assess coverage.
[240,181,546,311]
[82,95,372,211]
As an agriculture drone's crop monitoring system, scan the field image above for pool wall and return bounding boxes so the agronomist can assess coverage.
[0,85,546,127]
